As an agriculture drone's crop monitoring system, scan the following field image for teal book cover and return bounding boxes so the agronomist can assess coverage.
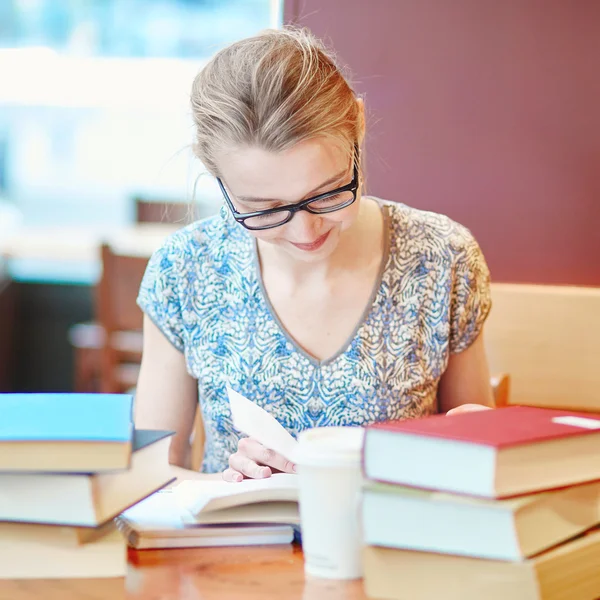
[0,393,133,442]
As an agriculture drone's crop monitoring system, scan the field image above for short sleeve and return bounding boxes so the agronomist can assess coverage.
[449,231,492,354]
[137,241,186,352]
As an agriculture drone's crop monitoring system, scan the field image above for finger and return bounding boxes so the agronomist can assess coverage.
[446,404,492,416]
[270,455,297,474]
[239,437,296,474]
[229,452,272,479]
[222,467,244,482]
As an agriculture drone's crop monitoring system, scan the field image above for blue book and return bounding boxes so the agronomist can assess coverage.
[0,393,134,473]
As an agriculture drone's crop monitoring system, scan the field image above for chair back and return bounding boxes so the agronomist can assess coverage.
[485,283,600,412]
[98,244,147,333]
[97,244,148,393]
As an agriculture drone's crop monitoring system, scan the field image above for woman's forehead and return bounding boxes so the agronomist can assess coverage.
[217,140,349,201]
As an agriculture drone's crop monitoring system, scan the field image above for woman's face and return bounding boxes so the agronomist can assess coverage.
[216,138,361,263]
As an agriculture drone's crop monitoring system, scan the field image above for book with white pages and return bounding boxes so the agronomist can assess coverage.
[171,387,301,528]
[176,473,300,526]
[116,487,295,549]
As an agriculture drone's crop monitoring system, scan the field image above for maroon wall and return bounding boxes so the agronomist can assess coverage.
[285,0,600,285]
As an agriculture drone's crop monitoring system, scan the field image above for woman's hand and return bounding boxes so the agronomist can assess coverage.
[446,403,493,417]
[222,437,297,482]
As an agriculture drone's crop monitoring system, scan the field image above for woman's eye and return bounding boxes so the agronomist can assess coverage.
[312,193,342,206]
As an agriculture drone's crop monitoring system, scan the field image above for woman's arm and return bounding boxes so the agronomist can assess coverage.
[134,315,199,469]
[437,331,494,414]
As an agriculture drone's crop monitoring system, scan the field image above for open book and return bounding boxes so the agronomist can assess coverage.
[166,387,300,528]
[175,473,300,526]
[116,487,294,549]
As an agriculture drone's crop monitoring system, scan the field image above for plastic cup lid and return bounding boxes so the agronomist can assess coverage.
[294,426,365,468]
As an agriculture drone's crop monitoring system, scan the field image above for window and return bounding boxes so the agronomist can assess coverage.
[0,0,281,227]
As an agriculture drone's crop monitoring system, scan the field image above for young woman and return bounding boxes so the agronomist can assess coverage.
[134,27,493,481]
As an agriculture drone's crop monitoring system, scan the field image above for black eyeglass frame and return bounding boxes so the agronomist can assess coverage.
[216,145,361,231]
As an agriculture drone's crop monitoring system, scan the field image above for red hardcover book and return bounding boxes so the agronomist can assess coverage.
[363,406,600,498]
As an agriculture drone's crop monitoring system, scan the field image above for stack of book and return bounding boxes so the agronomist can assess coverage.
[0,393,174,579]
[361,406,600,600]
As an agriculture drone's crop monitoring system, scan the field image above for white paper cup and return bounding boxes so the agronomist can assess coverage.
[294,426,365,580]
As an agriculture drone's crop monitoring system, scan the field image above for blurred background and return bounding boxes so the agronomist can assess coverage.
[0,0,599,394]
[0,0,279,234]
[0,0,279,391]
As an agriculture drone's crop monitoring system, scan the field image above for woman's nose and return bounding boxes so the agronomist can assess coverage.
[287,209,322,240]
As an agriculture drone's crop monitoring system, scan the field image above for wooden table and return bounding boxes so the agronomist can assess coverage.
[0,545,368,600]
[0,469,368,600]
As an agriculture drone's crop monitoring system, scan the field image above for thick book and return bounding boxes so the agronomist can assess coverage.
[363,480,600,561]
[0,393,133,472]
[0,520,127,579]
[363,406,600,498]
[116,486,295,549]
[363,528,600,600]
[0,430,174,526]
[175,473,300,526]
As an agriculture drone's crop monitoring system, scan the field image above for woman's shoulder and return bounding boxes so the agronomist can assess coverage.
[137,214,253,345]
[149,213,250,271]
[374,198,482,260]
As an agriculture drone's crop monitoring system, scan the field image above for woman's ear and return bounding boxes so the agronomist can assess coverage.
[356,97,366,145]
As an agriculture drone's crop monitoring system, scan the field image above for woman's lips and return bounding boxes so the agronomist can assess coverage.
[290,231,331,252]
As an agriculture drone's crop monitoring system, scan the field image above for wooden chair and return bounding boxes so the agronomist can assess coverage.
[68,247,146,394]
[485,283,600,412]
[96,244,147,394]
[69,199,191,393]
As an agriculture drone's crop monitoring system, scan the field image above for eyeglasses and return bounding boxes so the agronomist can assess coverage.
[216,146,360,231]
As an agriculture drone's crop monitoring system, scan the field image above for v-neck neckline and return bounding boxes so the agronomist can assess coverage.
[251,202,391,368]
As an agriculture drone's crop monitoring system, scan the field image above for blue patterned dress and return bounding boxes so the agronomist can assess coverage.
[137,199,491,473]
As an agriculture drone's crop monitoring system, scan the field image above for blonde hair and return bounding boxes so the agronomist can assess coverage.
[190,27,361,177]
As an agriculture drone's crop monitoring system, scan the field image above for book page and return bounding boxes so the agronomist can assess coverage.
[119,490,189,532]
[227,386,299,461]
[183,501,300,526]
[175,473,298,516]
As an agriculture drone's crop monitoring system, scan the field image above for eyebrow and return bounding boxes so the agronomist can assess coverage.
[235,168,349,204]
